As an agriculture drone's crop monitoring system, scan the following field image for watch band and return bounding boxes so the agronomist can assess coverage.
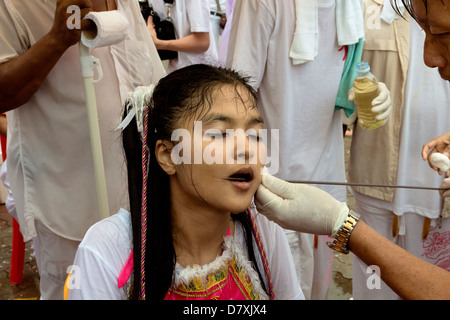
[327,210,360,254]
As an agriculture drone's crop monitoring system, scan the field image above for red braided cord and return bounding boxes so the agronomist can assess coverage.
[248,208,275,300]
[139,107,149,300]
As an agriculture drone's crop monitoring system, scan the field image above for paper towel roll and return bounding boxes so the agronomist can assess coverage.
[81,11,129,49]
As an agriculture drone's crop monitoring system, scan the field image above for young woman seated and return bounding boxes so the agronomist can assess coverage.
[66,64,304,300]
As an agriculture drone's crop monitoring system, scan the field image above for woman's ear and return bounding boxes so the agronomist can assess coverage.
[155,140,176,175]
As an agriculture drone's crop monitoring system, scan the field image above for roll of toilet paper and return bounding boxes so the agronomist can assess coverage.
[81,11,129,49]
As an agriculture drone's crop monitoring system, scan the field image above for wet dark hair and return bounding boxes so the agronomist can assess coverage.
[392,0,445,21]
[122,64,268,300]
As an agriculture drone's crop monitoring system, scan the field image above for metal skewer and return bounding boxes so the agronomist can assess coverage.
[286,180,446,191]
[224,177,445,191]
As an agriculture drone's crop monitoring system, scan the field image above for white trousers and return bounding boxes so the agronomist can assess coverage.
[286,232,333,300]
[352,200,450,300]
[34,220,80,300]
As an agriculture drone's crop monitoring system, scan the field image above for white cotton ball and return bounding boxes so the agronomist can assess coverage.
[430,152,450,172]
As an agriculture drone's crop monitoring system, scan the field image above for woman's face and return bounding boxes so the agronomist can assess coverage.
[170,85,266,214]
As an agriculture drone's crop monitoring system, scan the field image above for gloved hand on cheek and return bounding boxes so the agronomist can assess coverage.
[255,174,350,237]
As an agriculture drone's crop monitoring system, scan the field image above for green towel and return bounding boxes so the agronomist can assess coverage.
[335,38,364,117]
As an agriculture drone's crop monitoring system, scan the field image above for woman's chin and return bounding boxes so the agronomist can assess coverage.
[229,202,253,214]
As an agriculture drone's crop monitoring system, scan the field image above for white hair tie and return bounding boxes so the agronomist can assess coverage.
[116,85,155,133]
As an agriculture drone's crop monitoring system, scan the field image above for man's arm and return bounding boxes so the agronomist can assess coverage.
[256,174,450,300]
[0,0,93,112]
[348,220,450,300]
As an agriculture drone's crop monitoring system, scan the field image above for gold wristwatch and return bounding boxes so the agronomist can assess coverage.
[327,210,360,254]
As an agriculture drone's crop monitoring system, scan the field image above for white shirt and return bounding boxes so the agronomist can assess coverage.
[353,20,450,219]
[0,0,165,241]
[151,0,218,73]
[68,208,305,300]
[210,0,226,13]
[226,0,347,202]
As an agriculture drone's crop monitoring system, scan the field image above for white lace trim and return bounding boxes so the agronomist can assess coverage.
[172,236,269,300]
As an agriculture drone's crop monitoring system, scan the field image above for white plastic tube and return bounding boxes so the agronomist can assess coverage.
[79,42,109,220]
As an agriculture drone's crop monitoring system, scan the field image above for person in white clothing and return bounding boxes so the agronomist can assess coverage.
[225,0,390,299]
[349,1,450,299]
[416,0,450,197]
[209,0,226,51]
[148,0,218,73]
[68,64,303,300]
[0,0,165,299]
[217,0,234,65]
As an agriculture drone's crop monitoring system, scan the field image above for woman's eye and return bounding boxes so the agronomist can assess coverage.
[248,134,262,142]
[207,132,228,139]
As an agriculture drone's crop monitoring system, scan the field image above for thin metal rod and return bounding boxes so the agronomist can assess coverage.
[286,180,446,191]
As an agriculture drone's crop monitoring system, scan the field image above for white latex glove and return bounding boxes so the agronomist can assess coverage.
[429,152,450,176]
[255,174,350,237]
[372,82,392,120]
[348,82,392,121]
[440,177,450,198]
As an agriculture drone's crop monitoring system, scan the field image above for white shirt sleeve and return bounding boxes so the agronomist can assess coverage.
[187,0,211,33]
[68,243,127,300]
[0,1,30,64]
[68,209,132,300]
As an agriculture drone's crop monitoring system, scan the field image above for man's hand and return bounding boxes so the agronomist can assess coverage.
[422,132,450,175]
[372,82,392,121]
[439,178,450,198]
[49,0,94,50]
[348,82,392,123]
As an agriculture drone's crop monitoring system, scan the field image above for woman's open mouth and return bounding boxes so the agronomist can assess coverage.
[225,167,254,191]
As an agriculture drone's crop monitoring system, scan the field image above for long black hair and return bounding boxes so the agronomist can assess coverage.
[122,64,269,300]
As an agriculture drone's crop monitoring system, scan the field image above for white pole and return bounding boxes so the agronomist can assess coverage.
[79,42,109,220]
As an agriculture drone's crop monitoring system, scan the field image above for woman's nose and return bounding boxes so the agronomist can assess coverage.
[235,144,250,161]
[423,36,447,69]
[233,134,253,162]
